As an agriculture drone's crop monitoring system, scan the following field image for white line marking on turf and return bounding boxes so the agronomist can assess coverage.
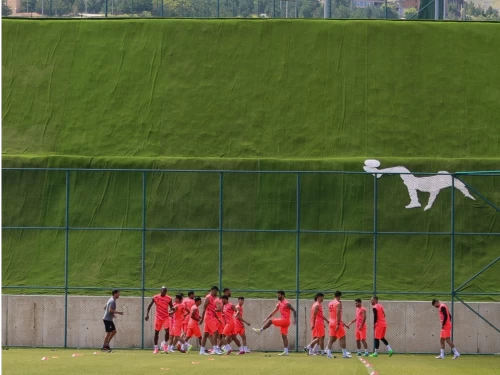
[358,356,379,375]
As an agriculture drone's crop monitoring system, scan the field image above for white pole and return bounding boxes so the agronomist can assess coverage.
[434,0,439,19]
[324,0,330,18]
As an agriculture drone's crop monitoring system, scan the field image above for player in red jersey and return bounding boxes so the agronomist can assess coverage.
[214,289,231,351]
[185,297,203,346]
[370,296,393,357]
[234,297,251,354]
[305,293,329,356]
[199,286,224,355]
[326,291,351,359]
[252,290,297,356]
[145,286,174,354]
[432,299,460,359]
[219,295,244,354]
[169,294,191,353]
[347,298,369,356]
[182,291,196,341]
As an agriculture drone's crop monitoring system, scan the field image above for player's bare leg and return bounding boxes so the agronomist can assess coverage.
[326,336,337,358]
[306,337,319,355]
[318,336,325,353]
[277,333,289,356]
[240,333,250,353]
[448,338,460,359]
[107,330,116,345]
[339,336,351,358]
[200,332,211,355]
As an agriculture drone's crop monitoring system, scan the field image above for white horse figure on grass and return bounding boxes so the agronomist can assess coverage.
[363,159,475,211]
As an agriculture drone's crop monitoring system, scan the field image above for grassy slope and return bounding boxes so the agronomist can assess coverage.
[2,349,500,375]
[3,19,500,160]
[2,20,499,299]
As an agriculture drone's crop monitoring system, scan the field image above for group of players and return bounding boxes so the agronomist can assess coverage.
[102,286,460,359]
[144,286,251,355]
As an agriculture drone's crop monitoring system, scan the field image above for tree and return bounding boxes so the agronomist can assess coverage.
[300,0,322,17]
[2,1,13,14]
[404,6,417,18]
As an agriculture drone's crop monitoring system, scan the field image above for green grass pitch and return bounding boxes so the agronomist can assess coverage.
[2,349,499,375]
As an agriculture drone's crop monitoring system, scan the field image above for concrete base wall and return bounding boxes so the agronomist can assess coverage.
[2,295,499,353]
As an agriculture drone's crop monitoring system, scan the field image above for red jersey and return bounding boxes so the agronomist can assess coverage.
[356,306,367,329]
[373,303,387,327]
[310,301,324,327]
[223,303,235,325]
[183,298,196,322]
[188,305,200,328]
[277,299,291,321]
[204,293,218,320]
[328,299,342,325]
[173,302,187,323]
[153,294,172,321]
[215,297,223,322]
[235,304,244,328]
[438,303,451,327]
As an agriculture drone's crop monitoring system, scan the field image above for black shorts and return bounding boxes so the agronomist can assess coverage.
[103,320,116,333]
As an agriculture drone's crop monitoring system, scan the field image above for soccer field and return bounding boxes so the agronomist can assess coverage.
[2,349,499,375]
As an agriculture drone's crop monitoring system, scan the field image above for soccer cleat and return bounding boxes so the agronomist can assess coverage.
[186,344,193,353]
[327,353,334,359]
[199,351,209,356]
[370,352,378,357]
[452,353,460,360]
[435,355,444,359]
[303,347,309,353]
[245,349,251,353]
[343,354,352,359]
[278,351,289,356]
[252,328,262,335]
[363,352,369,357]
[356,352,362,356]
[226,348,233,355]
[237,350,245,355]
[388,349,394,357]
[153,348,159,354]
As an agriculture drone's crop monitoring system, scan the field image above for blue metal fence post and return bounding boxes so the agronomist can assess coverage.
[217,0,220,17]
[295,172,301,352]
[64,170,70,348]
[451,174,456,342]
[141,172,147,349]
[105,0,108,16]
[219,172,224,291]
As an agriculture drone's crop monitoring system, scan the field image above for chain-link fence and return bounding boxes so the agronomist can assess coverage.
[2,168,499,353]
[3,0,499,21]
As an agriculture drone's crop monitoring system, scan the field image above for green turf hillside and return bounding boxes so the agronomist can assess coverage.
[2,19,500,160]
[2,19,499,300]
